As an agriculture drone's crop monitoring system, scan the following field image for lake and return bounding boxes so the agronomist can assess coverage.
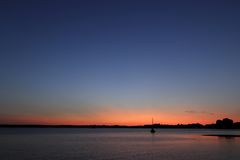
[0,128,240,160]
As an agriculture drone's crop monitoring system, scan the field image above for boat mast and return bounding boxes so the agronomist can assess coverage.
[150,118,156,133]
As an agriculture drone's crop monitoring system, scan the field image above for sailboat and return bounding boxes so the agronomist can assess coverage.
[150,118,156,134]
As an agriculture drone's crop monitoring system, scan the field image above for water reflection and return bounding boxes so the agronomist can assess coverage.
[0,128,240,160]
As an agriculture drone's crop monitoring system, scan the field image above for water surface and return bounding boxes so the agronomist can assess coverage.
[0,128,240,160]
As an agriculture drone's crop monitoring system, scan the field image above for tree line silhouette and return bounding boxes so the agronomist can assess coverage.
[0,118,239,129]
[146,118,240,129]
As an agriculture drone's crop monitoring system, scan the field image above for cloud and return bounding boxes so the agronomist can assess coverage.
[185,110,215,116]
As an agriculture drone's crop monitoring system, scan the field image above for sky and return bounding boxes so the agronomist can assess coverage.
[0,0,240,125]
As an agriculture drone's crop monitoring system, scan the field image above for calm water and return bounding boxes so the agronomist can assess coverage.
[0,128,240,160]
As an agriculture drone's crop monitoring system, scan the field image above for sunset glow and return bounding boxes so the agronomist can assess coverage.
[1,105,239,125]
[1,0,240,126]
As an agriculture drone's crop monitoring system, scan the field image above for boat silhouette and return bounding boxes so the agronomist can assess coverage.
[150,118,156,134]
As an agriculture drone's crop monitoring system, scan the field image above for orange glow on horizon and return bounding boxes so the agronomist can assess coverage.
[0,107,239,125]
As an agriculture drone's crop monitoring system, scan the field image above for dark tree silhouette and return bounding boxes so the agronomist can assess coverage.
[216,119,223,129]
[223,118,233,128]
[216,118,234,129]
[234,122,240,128]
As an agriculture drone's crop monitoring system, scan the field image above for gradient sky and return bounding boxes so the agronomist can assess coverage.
[1,0,240,125]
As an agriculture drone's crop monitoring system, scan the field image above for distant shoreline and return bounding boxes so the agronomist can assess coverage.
[1,118,240,129]
[204,134,240,137]
[0,124,240,129]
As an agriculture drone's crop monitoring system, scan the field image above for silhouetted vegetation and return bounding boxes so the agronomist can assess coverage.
[0,118,239,129]
[204,118,239,129]
[216,118,234,129]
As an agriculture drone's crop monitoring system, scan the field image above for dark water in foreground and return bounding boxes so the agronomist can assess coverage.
[0,128,240,160]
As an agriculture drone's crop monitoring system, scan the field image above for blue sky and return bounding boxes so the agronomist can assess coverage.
[0,0,240,124]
